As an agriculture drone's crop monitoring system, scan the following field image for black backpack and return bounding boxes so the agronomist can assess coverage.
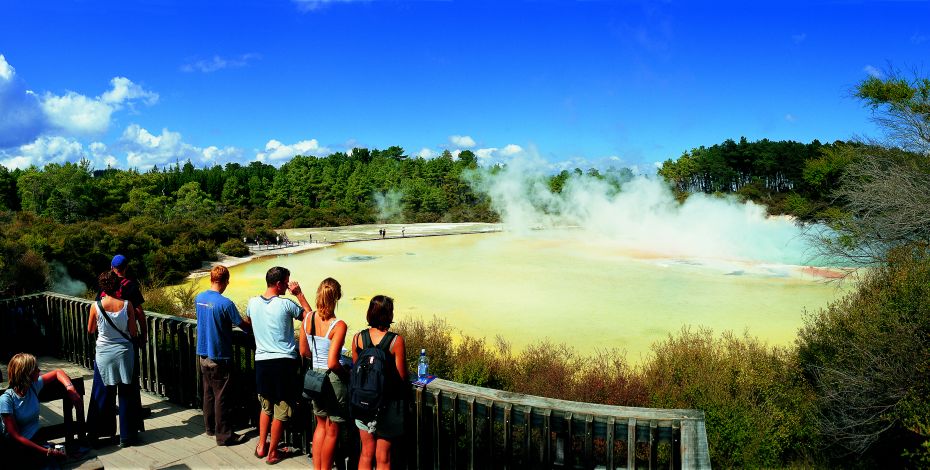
[350,329,396,419]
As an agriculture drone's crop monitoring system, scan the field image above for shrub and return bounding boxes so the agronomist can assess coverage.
[141,280,199,319]
[643,328,819,468]
[797,244,930,466]
[218,239,250,257]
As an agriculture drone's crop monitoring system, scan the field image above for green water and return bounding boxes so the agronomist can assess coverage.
[190,228,846,360]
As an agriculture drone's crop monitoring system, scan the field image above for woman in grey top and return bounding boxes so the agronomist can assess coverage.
[86,270,144,447]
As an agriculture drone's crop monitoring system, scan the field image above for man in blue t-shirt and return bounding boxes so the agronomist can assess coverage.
[195,265,252,446]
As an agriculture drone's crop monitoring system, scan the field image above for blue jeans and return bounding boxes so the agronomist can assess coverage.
[86,362,141,444]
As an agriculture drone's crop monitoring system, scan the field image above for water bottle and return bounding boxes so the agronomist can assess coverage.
[417,348,429,380]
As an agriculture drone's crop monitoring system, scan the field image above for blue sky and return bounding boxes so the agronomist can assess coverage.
[1,0,927,173]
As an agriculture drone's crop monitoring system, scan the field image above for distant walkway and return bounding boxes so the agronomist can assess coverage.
[189,222,502,278]
[1,357,308,469]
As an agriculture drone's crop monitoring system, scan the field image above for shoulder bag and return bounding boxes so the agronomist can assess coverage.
[302,312,329,399]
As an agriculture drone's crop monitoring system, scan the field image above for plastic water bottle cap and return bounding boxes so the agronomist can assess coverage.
[421,348,426,354]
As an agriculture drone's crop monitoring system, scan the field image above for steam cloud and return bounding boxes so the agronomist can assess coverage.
[50,261,88,296]
[466,158,821,266]
[374,189,404,222]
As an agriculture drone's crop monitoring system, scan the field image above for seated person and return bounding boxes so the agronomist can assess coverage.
[1,353,85,466]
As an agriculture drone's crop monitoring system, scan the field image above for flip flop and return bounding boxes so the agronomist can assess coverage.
[266,454,283,465]
[254,447,266,459]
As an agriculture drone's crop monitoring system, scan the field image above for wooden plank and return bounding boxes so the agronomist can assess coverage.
[487,400,495,468]
[649,420,657,470]
[450,393,459,470]
[503,403,512,470]
[695,419,711,469]
[468,397,476,470]
[426,379,704,421]
[433,388,442,470]
[583,415,593,468]
[627,417,636,470]
[606,416,615,470]
[524,406,532,468]
[681,420,697,470]
[542,409,551,470]
[415,386,424,470]
[563,411,573,469]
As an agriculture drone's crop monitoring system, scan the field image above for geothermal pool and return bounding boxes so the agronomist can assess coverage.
[192,229,846,360]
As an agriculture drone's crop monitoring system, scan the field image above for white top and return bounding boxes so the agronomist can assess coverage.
[306,317,345,369]
[96,301,131,346]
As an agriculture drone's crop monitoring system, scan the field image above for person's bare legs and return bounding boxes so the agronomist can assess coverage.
[312,416,326,469]
[358,429,375,470]
[374,437,392,470]
[267,417,285,463]
[256,411,271,457]
[320,419,340,469]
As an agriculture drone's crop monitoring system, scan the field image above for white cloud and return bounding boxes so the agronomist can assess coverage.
[181,53,261,73]
[0,54,46,147]
[475,148,498,160]
[101,77,159,105]
[0,54,12,81]
[473,144,527,165]
[292,0,364,12]
[201,145,243,165]
[449,135,476,148]
[119,124,240,169]
[791,33,807,45]
[417,147,437,159]
[863,65,883,79]
[912,32,928,45]
[41,77,158,135]
[41,91,114,135]
[0,135,85,169]
[256,138,329,162]
[785,113,797,123]
[500,144,523,156]
[88,141,118,169]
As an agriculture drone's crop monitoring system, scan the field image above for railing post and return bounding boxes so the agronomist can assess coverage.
[503,403,512,470]
[649,420,657,470]
[449,393,459,470]
[542,409,551,470]
[467,396,476,470]
[432,388,442,470]
[487,400,495,467]
[523,406,532,467]
[606,416,615,470]
[563,411,573,468]
[583,414,593,468]
[416,387,425,470]
[627,417,636,470]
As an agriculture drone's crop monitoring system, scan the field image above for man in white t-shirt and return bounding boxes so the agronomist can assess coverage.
[246,266,312,465]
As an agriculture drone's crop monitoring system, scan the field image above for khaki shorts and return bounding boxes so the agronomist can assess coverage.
[311,370,348,423]
[258,394,293,422]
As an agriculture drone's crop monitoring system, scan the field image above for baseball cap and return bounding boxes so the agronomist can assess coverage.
[111,254,128,269]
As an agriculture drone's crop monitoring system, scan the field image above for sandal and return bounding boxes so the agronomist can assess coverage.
[266,453,283,465]
[254,446,266,459]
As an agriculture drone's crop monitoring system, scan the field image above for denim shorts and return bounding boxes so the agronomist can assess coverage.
[354,400,404,438]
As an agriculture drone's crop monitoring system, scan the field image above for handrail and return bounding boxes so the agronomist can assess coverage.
[1,292,711,469]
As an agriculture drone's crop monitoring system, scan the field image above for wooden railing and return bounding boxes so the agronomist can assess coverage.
[1,292,711,469]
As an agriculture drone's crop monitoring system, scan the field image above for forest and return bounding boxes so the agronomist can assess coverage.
[0,147,497,295]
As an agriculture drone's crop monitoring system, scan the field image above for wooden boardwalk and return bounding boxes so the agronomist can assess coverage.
[2,357,310,469]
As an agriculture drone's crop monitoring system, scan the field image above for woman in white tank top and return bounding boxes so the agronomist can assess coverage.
[298,277,348,470]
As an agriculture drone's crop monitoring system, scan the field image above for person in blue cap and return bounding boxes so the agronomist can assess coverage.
[86,254,148,447]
